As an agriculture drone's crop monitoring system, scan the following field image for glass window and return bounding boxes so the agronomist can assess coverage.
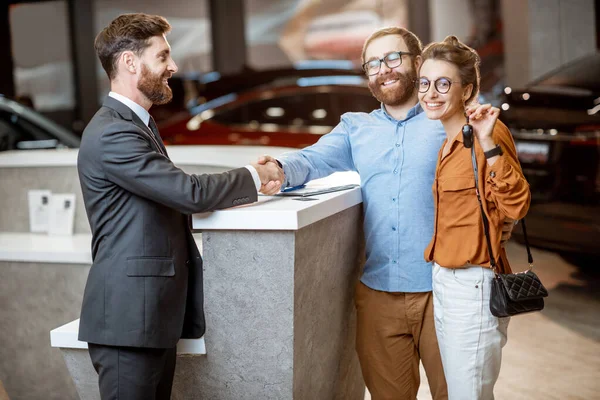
[10,1,75,112]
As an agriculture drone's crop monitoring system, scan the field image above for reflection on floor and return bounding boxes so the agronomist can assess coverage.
[366,241,600,400]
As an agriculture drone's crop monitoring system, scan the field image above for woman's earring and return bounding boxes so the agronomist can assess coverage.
[462,112,473,149]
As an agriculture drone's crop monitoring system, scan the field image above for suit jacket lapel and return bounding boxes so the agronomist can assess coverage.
[102,96,169,158]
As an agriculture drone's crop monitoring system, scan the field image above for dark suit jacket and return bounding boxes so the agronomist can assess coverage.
[77,96,256,348]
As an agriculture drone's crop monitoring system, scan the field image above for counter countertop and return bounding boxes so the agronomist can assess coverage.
[193,172,362,231]
[0,145,294,168]
[0,232,92,264]
[0,232,203,264]
[50,319,206,354]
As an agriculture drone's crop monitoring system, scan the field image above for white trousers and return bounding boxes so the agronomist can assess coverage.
[432,263,509,400]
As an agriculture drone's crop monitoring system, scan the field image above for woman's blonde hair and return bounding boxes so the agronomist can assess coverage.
[421,35,481,104]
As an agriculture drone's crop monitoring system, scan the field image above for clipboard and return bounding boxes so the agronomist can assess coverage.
[276,184,359,197]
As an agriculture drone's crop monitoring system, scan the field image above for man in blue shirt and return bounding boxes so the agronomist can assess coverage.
[260,27,448,399]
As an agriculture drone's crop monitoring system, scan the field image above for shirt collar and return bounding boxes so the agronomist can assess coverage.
[379,101,424,122]
[108,92,150,126]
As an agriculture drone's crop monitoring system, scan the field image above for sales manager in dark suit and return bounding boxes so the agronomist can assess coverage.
[76,13,284,400]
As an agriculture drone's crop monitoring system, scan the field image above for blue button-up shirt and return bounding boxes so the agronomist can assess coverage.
[281,103,446,292]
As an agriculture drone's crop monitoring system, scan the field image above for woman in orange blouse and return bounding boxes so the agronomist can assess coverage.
[417,36,530,399]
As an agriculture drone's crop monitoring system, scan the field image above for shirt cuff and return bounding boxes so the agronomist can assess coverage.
[486,155,509,191]
[244,165,261,191]
[278,159,290,188]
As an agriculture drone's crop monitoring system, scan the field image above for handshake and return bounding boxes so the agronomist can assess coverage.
[251,155,285,195]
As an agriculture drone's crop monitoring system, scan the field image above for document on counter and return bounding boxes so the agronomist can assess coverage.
[275,184,359,197]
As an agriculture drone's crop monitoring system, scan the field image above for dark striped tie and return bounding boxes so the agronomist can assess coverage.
[148,116,169,157]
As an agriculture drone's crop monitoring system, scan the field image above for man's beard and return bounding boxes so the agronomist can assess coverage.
[368,67,417,107]
[137,64,173,105]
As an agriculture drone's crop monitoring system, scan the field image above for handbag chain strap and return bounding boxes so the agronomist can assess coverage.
[469,144,534,275]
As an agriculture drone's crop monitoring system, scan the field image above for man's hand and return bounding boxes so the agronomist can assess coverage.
[251,157,284,195]
[257,154,279,166]
[500,218,516,246]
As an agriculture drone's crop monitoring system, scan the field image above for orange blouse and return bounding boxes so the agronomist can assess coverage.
[424,120,530,272]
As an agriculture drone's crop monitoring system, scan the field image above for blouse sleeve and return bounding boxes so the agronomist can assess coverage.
[482,120,531,220]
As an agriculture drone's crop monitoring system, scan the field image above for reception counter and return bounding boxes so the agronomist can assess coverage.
[0,146,292,400]
[28,145,366,400]
[0,147,365,399]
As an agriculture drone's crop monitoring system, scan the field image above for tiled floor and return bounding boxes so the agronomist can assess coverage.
[365,241,600,399]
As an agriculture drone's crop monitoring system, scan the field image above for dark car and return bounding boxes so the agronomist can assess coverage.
[157,73,379,148]
[500,52,600,256]
[0,95,81,151]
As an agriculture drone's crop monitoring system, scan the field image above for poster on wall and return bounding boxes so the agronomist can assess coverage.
[278,0,407,66]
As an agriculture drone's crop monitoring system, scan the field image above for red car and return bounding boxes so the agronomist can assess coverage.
[156,72,379,149]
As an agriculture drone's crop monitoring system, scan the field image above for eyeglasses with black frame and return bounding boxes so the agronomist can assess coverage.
[417,77,461,94]
[362,51,413,76]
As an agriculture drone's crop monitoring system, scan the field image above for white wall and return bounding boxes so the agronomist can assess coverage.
[502,0,596,88]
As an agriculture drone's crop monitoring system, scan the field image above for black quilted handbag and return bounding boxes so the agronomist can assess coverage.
[468,141,548,318]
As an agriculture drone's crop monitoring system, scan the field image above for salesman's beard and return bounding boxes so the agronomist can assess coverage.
[138,64,173,106]
[368,67,417,107]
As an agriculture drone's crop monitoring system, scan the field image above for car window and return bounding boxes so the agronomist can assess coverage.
[0,110,57,150]
[337,92,380,113]
[0,110,29,151]
[211,91,378,129]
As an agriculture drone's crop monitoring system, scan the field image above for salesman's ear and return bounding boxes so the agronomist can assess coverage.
[121,51,137,74]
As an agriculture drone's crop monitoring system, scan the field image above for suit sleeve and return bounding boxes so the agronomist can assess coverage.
[482,121,531,220]
[99,122,257,214]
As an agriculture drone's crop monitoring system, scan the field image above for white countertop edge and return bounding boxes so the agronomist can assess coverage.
[0,146,295,168]
[50,319,206,355]
[192,187,362,231]
[0,232,203,264]
[0,232,93,264]
[296,188,363,229]
[4,251,93,264]
[50,320,88,349]
[193,208,301,230]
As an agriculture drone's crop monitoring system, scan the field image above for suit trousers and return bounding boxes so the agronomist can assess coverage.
[432,263,510,400]
[355,281,448,400]
[88,343,177,400]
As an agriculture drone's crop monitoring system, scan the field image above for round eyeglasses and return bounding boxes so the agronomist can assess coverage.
[362,51,413,76]
[417,77,461,94]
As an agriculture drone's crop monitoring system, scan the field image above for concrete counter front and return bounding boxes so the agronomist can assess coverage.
[51,172,366,400]
[185,176,365,400]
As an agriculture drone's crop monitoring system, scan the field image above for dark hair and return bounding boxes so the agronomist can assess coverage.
[421,35,480,104]
[95,13,171,80]
[361,27,423,64]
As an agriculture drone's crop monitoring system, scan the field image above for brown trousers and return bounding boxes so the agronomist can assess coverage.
[355,282,448,400]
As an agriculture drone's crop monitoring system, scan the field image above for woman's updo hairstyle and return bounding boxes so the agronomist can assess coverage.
[421,35,481,105]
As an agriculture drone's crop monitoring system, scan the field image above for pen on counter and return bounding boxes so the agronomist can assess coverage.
[281,184,306,193]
